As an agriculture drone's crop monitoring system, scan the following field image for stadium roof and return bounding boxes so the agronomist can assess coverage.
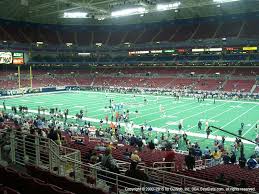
[0,0,259,25]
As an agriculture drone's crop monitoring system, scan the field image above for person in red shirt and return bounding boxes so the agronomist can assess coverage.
[164,151,176,171]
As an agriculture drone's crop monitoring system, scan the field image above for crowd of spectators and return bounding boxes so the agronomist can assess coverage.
[0,106,259,192]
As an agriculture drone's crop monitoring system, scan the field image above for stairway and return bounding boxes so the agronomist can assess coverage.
[250,84,257,93]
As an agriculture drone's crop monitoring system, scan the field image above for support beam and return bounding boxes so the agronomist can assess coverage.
[30,66,33,89]
[18,65,21,89]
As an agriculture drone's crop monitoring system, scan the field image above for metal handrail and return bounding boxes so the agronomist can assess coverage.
[2,129,259,194]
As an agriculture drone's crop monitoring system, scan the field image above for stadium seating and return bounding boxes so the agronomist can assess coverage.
[0,165,76,194]
[240,19,259,38]
[25,164,107,194]
[192,21,219,39]
[223,80,255,92]
[0,15,258,46]
[177,164,259,191]
[65,137,185,170]
[0,67,257,92]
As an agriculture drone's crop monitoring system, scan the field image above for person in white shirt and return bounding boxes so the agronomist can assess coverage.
[154,136,159,146]
[142,138,147,146]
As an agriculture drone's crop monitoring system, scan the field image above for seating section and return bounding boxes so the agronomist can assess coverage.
[240,19,259,38]
[192,22,219,39]
[66,137,185,169]
[223,80,255,92]
[0,165,75,194]
[214,20,242,38]
[177,164,259,191]
[0,164,108,194]
[0,68,257,92]
[25,165,106,194]
[0,17,258,46]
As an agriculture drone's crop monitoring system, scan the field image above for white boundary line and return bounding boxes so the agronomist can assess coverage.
[211,104,258,135]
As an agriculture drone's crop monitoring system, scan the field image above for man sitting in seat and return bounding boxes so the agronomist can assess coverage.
[247,155,258,169]
[125,161,149,181]
[131,150,141,162]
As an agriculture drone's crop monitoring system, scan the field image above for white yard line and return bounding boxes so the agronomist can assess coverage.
[242,121,258,137]
[211,104,258,135]
[176,106,236,132]
[161,101,229,128]
[91,100,198,119]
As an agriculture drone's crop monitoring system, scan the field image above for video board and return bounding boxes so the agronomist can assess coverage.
[0,52,12,64]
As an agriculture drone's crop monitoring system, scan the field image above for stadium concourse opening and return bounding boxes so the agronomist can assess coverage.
[1,0,259,193]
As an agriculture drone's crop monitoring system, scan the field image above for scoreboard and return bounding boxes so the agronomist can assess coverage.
[0,52,24,64]
[13,52,24,65]
[0,52,12,64]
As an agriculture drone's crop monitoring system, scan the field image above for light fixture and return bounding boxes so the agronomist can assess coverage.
[213,0,239,3]
[156,2,181,11]
[66,43,73,47]
[63,12,88,18]
[111,7,146,17]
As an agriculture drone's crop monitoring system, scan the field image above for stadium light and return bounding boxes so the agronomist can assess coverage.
[63,12,88,18]
[111,7,146,17]
[156,2,181,11]
[213,0,239,3]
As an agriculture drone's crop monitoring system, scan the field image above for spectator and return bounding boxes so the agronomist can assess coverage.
[101,147,119,173]
[211,149,222,160]
[230,152,237,164]
[123,148,131,160]
[165,140,173,150]
[90,151,99,164]
[137,137,143,151]
[239,155,247,168]
[125,161,148,181]
[130,135,136,146]
[131,150,141,162]
[223,152,231,164]
[85,150,93,161]
[154,136,159,146]
[142,138,147,147]
[165,151,175,171]
[247,155,258,169]
[148,140,155,150]
[185,151,195,170]
[188,145,195,156]
[203,146,211,159]
[195,146,202,159]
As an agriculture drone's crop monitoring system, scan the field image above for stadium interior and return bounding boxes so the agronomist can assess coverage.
[0,0,259,194]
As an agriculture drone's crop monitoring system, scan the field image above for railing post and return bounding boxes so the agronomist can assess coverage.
[48,140,53,171]
[116,174,119,194]
[35,136,40,166]
[162,171,165,186]
[23,135,26,164]
[10,130,16,164]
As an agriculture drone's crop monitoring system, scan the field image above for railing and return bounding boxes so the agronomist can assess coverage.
[153,161,176,171]
[1,129,258,194]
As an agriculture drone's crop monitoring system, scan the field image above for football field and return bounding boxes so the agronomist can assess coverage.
[1,91,258,156]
